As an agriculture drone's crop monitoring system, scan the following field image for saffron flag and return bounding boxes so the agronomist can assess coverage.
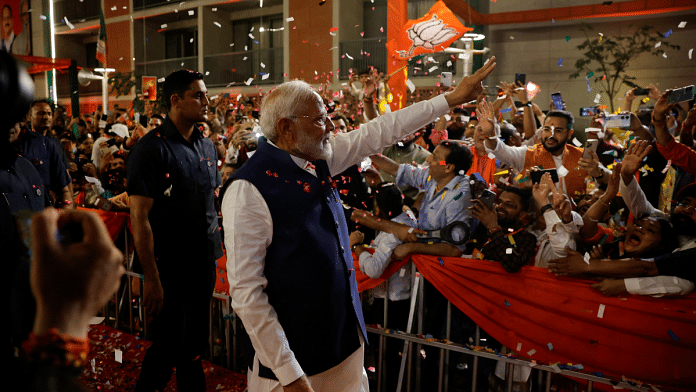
[386,0,472,60]
[96,9,107,65]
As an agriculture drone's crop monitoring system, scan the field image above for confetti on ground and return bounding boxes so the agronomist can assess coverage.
[597,304,605,318]
[587,71,594,77]
[678,21,687,28]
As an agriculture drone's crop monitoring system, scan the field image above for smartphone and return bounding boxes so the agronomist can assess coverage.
[440,72,452,88]
[633,87,650,96]
[551,92,564,110]
[251,110,260,119]
[604,114,631,128]
[579,106,598,117]
[515,73,526,86]
[667,85,695,104]
[134,112,140,124]
[95,197,113,211]
[106,138,117,147]
[479,189,497,209]
[583,139,600,160]
[139,114,148,127]
[530,169,559,184]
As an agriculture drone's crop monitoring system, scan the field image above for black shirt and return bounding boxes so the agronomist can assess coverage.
[13,130,70,193]
[127,118,223,270]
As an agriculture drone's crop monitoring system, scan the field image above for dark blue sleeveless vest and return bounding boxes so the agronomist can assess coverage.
[229,138,367,379]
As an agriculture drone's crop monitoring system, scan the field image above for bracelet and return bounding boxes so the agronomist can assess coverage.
[363,98,374,103]
[22,329,89,372]
[540,203,553,214]
[598,197,610,207]
[652,115,666,125]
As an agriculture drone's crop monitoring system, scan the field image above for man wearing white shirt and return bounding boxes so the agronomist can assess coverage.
[220,58,496,392]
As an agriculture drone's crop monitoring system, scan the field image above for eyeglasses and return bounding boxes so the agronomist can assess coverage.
[289,113,333,128]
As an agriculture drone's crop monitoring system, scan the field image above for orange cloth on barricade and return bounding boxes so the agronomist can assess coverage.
[214,249,229,295]
[76,207,129,242]
[369,254,694,390]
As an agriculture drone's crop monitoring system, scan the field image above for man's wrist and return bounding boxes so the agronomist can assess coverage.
[540,203,553,214]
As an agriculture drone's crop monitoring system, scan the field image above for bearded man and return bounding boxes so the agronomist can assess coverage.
[481,108,608,198]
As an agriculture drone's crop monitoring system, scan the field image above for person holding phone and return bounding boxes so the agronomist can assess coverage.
[478,99,607,198]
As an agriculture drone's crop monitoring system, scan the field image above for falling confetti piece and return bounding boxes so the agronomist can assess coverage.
[557,166,569,178]
[406,79,416,93]
[345,53,354,60]
[689,49,693,59]
[527,349,536,356]
[547,343,554,351]
[64,17,74,29]
[212,7,217,11]
[597,304,605,318]
[664,29,673,38]
[260,62,265,68]
[39,15,47,20]
[161,23,167,28]
[564,36,570,42]
[573,138,582,147]
[504,300,511,307]
[245,78,254,85]
[428,66,438,73]
[587,71,594,77]
[262,73,269,80]
[286,17,294,22]
[678,21,687,28]
[655,41,662,48]
[188,10,194,15]
[594,93,601,103]
[111,6,117,10]
[663,53,667,58]
[214,21,221,28]
[557,58,563,66]
[500,108,512,113]
[584,252,591,264]
[516,343,522,351]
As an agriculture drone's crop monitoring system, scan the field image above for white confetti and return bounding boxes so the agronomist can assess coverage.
[190,38,194,43]
[111,6,117,11]
[527,349,536,356]
[678,21,687,28]
[572,138,582,147]
[406,79,415,93]
[115,349,122,363]
[243,57,248,60]
[286,17,294,22]
[157,77,165,83]
[585,127,602,133]
[249,33,255,39]
[212,7,217,11]
[205,71,210,76]
[487,152,496,160]
[262,73,269,80]
[689,49,693,60]
[550,364,562,373]
[64,17,74,29]
[161,24,167,29]
[594,93,601,103]
[345,53,354,60]
[597,304,605,318]
[188,10,194,15]
[557,166,569,178]
[260,62,265,68]
[446,60,452,67]
[428,66,438,73]
[584,252,591,264]
[214,21,222,28]
[399,268,406,277]
[506,248,513,254]
[516,343,522,351]
[245,78,254,85]
[210,95,218,100]
[655,41,661,48]
[236,94,242,101]
[663,53,667,58]
[39,15,47,20]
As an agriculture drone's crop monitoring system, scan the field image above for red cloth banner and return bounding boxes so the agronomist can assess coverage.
[355,253,696,389]
[76,207,129,242]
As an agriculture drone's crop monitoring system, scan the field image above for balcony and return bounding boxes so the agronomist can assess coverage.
[134,56,198,80]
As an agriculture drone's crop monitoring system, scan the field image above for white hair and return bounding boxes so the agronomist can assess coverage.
[260,80,318,142]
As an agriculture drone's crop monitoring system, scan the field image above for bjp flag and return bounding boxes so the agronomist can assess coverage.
[387,0,472,60]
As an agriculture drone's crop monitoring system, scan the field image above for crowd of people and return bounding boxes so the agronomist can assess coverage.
[5,49,696,392]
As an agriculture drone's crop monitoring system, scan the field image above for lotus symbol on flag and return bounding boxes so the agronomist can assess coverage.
[406,14,458,56]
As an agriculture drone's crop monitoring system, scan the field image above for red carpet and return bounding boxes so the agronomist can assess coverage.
[82,325,247,391]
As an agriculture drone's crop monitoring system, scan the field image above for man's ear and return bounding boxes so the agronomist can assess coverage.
[276,117,295,144]
[170,94,181,110]
[445,162,456,175]
[567,129,574,140]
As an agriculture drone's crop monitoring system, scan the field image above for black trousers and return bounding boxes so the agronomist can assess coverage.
[135,263,215,392]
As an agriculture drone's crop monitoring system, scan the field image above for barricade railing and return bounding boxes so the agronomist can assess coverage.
[93,216,658,392]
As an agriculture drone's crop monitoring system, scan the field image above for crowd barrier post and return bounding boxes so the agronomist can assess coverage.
[396,272,420,392]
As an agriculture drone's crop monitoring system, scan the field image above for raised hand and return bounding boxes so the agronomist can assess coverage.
[620,140,651,184]
[445,57,496,107]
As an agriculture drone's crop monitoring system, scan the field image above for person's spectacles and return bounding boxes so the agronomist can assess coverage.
[289,113,332,128]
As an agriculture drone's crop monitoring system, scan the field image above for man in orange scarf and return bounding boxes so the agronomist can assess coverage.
[478,100,609,198]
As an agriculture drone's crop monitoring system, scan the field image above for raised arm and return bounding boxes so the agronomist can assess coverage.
[369,153,401,177]
[652,90,675,147]
[580,163,620,239]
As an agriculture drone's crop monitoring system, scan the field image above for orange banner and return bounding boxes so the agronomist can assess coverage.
[354,253,696,389]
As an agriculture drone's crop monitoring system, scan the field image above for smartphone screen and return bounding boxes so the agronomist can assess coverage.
[551,92,564,110]
[515,73,526,86]
[579,107,597,117]
[667,85,695,104]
